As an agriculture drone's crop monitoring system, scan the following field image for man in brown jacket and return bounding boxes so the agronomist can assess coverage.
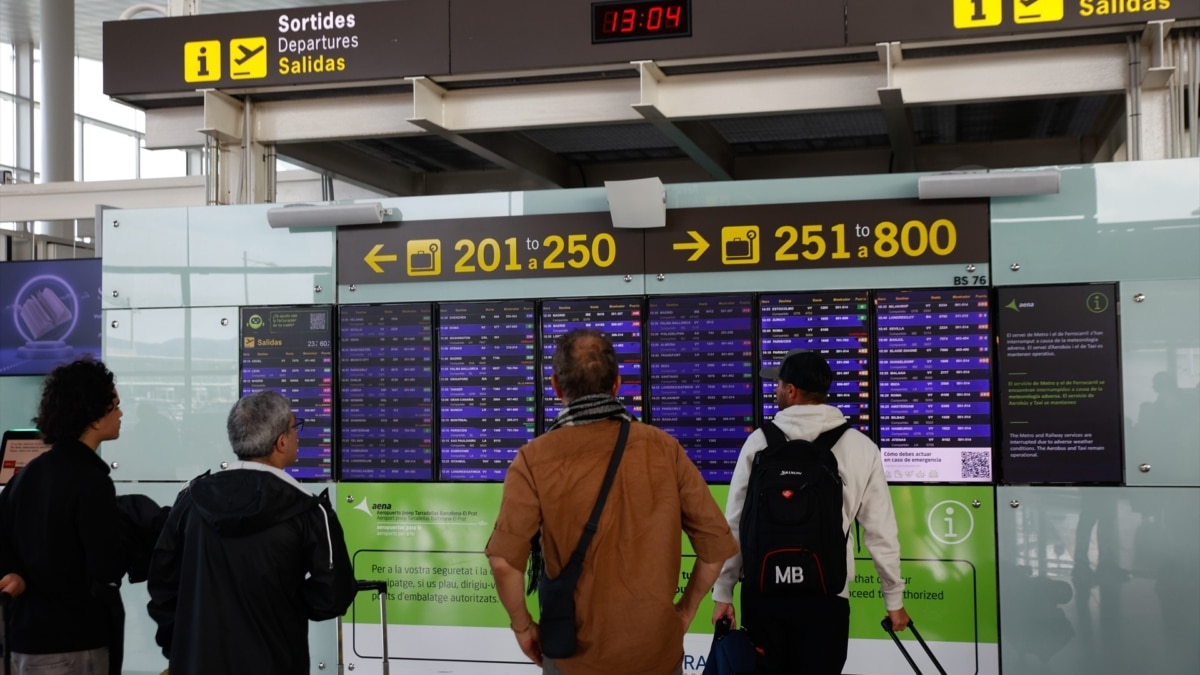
[486,328,738,675]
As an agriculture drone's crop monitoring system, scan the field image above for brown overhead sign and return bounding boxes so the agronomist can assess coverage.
[102,0,450,98]
[104,0,1199,100]
[336,212,646,286]
[643,199,990,275]
[849,0,1196,44]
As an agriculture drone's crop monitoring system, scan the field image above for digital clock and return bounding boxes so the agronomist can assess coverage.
[592,0,692,44]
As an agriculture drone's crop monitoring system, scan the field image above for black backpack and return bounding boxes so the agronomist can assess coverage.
[738,421,851,612]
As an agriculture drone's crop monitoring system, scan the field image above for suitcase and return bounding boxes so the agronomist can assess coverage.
[355,580,391,675]
[881,617,947,675]
[703,617,760,675]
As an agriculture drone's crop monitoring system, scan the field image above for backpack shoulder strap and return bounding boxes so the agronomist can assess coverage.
[812,421,852,453]
[760,421,789,448]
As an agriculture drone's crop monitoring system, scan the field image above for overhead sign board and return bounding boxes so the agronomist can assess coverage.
[450,0,844,74]
[849,0,1196,44]
[336,212,646,286]
[643,199,989,276]
[103,0,450,98]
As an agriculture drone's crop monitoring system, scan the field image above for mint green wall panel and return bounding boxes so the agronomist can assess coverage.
[998,486,1199,675]
[102,208,189,309]
[102,306,238,480]
[186,204,335,308]
[1120,279,1200,487]
[991,160,1200,286]
[0,376,41,432]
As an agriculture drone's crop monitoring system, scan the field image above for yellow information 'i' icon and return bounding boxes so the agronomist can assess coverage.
[183,40,222,83]
[229,37,268,80]
[720,225,760,265]
[1013,0,1064,24]
[953,0,1002,28]
[407,239,442,276]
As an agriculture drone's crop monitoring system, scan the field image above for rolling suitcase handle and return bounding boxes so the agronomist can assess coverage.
[356,581,390,675]
[1,591,11,675]
[881,617,947,675]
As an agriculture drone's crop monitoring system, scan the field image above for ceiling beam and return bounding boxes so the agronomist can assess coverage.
[278,142,419,196]
[634,61,734,181]
[409,77,574,189]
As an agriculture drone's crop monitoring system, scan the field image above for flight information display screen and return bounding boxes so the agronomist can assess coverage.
[540,298,644,431]
[875,289,992,483]
[239,305,334,480]
[648,295,755,482]
[439,301,537,481]
[338,304,435,481]
[759,293,872,434]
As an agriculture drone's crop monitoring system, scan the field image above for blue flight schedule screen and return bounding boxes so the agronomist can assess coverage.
[239,305,334,480]
[648,295,755,482]
[540,298,644,431]
[338,304,434,480]
[759,293,872,435]
[438,301,537,481]
[875,289,992,483]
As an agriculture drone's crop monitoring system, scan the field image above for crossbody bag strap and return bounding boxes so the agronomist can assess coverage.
[563,418,631,572]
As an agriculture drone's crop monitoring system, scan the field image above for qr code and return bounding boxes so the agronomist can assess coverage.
[961,451,991,479]
[309,312,327,331]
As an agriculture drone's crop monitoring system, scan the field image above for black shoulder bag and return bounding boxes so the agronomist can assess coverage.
[538,418,631,659]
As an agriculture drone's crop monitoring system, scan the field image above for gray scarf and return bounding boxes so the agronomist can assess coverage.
[546,393,635,431]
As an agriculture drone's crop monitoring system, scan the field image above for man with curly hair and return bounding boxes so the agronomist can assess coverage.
[0,357,126,675]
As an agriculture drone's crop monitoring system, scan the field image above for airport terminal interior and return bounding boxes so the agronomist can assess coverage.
[1,1,1199,674]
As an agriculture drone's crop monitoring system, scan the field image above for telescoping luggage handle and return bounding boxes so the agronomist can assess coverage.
[881,617,947,675]
[356,580,390,675]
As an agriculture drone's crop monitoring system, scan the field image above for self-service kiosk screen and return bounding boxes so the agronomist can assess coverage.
[338,303,435,481]
[438,301,537,481]
[647,295,755,482]
[540,298,644,431]
[875,289,993,483]
[239,306,335,480]
[759,292,873,434]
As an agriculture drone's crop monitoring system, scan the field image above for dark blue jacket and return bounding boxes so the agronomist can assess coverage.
[147,465,355,675]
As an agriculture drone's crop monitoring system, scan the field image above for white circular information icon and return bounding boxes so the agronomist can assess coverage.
[927,500,974,545]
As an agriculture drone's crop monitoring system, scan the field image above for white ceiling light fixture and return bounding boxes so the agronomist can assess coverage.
[266,202,392,229]
[918,170,1061,200]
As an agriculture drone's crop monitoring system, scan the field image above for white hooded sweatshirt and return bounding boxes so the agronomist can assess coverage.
[712,403,906,611]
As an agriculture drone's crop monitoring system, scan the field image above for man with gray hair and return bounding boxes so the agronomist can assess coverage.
[147,391,355,675]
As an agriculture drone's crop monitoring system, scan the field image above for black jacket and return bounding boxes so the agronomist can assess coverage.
[146,464,356,675]
[0,440,125,654]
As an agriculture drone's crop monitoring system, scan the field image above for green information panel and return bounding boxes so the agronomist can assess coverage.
[339,482,998,673]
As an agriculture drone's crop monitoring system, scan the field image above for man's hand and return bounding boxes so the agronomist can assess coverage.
[0,572,26,598]
[513,622,543,666]
[712,601,737,628]
[675,600,698,632]
[887,606,911,632]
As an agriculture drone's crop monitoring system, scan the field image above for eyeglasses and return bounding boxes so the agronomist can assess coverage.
[292,417,305,433]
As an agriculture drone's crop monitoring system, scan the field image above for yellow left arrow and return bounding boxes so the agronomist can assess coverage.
[364,244,398,273]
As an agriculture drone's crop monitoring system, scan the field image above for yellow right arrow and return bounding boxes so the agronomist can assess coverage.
[672,230,710,262]
[364,244,398,274]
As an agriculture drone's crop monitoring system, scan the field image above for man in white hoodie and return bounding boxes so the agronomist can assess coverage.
[712,349,909,674]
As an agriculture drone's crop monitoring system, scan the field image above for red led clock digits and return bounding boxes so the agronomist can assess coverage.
[593,0,690,42]
[665,4,681,28]
[602,10,619,33]
[621,8,636,32]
